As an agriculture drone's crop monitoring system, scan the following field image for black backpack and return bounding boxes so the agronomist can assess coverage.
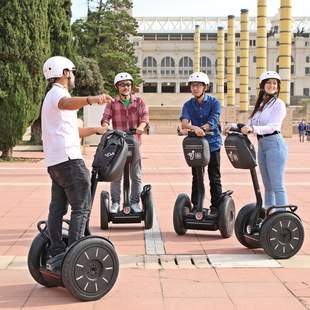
[92,130,128,181]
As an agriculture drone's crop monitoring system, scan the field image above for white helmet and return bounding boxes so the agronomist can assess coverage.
[187,72,209,85]
[114,72,133,85]
[259,71,281,84]
[43,56,75,80]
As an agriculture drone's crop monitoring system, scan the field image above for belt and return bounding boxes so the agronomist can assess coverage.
[257,131,279,140]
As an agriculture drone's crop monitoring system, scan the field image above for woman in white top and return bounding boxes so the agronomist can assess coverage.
[240,71,288,208]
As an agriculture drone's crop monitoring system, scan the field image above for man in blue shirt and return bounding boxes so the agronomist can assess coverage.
[180,72,222,214]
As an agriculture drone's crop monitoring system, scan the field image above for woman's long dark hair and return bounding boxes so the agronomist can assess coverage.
[250,79,281,118]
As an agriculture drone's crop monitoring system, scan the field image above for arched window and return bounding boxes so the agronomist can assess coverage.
[179,56,193,75]
[142,57,157,76]
[160,56,175,75]
[276,56,295,74]
[200,56,212,75]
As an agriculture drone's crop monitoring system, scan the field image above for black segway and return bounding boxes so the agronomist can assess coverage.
[173,130,235,238]
[225,128,304,258]
[28,130,128,301]
[100,129,153,230]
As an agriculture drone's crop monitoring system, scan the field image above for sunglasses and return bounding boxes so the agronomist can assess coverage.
[118,82,132,88]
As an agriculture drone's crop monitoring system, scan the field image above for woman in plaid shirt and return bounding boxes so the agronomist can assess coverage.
[101,72,149,213]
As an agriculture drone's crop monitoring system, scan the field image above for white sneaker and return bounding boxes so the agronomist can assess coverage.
[131,203,141,213]
[110,202,120,214]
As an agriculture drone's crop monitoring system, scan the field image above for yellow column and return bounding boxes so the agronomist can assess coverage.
[279,0,292,105]
[194,25,200,72]
[216,26,225,106]
[256,0,267,93]
[227,15,235,106]
[240,9,249,111]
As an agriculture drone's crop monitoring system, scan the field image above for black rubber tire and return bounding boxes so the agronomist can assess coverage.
[143,189,154,229]
[62,236,119,301]
[234,203,261,249]
[260,212,304,259]
[173,194,191,235]
[100,191,110,230]
[218,195,235,238]
[27,230,68,287]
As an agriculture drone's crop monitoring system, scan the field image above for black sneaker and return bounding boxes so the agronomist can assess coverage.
[209,206,218,218]
[46,252,66,274]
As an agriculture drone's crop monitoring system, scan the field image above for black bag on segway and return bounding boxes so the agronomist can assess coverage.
[92,130,128,181]
[224,134,256,169]
[182,135,210,167]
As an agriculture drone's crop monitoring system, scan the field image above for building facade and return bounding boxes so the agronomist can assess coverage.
[133,15,310,104]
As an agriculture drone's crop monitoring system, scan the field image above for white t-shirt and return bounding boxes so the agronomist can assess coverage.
[247,97,287,135]
[41,83,82,167]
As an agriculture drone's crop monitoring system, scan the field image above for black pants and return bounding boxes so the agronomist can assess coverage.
[191,150,222,207]
[47,159,91,257]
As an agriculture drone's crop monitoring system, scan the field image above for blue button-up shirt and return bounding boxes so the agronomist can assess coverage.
[180,94,222,152]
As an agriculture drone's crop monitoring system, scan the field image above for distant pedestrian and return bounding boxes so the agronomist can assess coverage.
[306,122,310,141]
[298,120,306,142]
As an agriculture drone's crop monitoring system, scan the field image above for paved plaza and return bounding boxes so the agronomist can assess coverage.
[0,134,309,309]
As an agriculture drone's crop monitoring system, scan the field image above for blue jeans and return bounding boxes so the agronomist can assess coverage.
[257,134,288,207]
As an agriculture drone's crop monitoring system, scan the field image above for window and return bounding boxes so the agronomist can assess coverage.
[291,82,294,96]
[142,56,157,76]
[182,34,194,40]
[303,88,310,96]
[157,34,168,40]
[253,56,256,63]
[170,34,181,40]
[237,56,240,63]
[143,83,157,93]
[236,67,240,75]
[161,82,176,93]
[306,56,310,63]
[235,88,240,93]
[200,56,212,75]
[305,67,310,75]
[143,34,156,40]
[180,82,190,93]
[179,56,193,75]
[160,56,175,76]
[208,82,213,93]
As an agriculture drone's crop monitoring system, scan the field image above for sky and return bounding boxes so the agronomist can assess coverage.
[72,0,310,21]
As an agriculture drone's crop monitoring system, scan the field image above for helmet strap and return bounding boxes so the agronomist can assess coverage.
[195,92,205,100]
[120,93,130,100]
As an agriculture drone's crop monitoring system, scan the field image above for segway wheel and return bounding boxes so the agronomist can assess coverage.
[62,236,119,301]
[142,185,153,229]
[173,194,191,235]
[28,230,68,287]
[260,212,304,259]
[234,203,261,249]
[100,191,110,230]
[218,195,235,238]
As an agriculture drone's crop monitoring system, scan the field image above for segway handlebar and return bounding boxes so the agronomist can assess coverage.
[177,126,214,137]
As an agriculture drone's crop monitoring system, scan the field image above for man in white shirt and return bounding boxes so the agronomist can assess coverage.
[41,56,112,273]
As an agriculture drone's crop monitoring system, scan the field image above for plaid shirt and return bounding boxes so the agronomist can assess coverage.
[102,95,149,143]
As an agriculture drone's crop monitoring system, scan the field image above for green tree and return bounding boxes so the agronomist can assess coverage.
[73,56,105,119]
[73,56,105,96]
[0,0,50,159]
[72,0,141,94]
[31,0,76,144]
